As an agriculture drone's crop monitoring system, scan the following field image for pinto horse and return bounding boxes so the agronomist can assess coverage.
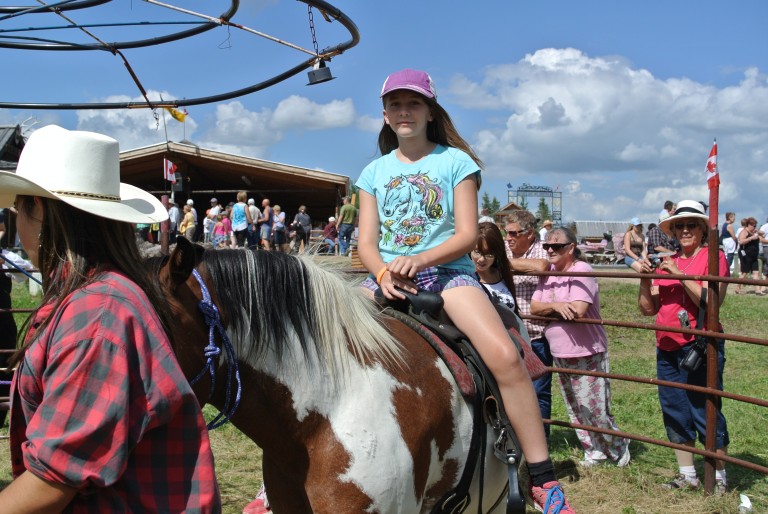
[156,238,511,513]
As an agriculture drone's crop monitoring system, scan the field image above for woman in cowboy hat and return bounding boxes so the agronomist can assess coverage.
[0,126,220,512]
[637,199,730,494]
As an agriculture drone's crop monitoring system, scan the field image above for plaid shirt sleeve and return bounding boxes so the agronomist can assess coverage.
[647,227,671,253]
[511,240,548,340]
[11,272,220,513]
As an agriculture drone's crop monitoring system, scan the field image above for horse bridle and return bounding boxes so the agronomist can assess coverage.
[189,268,242,430]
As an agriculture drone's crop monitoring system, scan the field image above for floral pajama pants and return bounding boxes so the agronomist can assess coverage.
[554,351,629,462]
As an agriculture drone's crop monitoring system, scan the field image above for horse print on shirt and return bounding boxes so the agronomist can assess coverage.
[381,172,444,254]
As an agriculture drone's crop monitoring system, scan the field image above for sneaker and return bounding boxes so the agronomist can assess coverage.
[715,479,728,495]
[662,473,700,490]
[242,484,271,514]
[530,481,576,513]
[616,446,631,467]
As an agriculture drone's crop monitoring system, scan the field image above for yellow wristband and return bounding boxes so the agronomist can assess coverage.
[376,265,388,285]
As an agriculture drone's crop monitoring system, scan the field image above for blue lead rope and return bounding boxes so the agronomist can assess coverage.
[189,269,242,430]
[1,253,42,285]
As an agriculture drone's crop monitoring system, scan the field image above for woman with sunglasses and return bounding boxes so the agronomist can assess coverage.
[638,200,730,493]
[531,227,630,468]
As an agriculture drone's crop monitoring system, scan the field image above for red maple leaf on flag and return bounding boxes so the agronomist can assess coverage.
[705,140,719,189]
[164,158,177,184]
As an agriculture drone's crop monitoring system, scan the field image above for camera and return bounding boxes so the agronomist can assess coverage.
[650,256,662,269]
[681,337,707,372]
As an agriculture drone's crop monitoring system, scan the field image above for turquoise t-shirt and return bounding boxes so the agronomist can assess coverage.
[356,145,480,272]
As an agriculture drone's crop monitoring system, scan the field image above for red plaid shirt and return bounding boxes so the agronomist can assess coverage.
[508,240,548,340]
[10,271,220,513]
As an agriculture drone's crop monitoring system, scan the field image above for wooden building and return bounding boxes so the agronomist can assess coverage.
[120,140,351,225]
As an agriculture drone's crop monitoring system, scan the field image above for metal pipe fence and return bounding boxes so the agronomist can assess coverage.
[526,256,768,494]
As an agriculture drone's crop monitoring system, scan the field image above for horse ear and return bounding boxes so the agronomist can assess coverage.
[168,237,198,287]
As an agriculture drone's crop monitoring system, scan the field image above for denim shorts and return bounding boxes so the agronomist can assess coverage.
[656,339,730,447]
[624,255,639,268]
[361,266,481,293]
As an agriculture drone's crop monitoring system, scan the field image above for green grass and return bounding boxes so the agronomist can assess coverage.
[2,278,767,513]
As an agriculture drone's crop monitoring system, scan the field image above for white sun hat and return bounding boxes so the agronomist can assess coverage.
[0,125,167,224]
[658,200,709,235]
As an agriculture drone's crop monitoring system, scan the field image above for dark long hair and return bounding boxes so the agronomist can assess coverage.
[12,196,176,364]
[377,94,484,171]
[477,222,518,311]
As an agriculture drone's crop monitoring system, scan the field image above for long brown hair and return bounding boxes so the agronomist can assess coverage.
[377,94,484,170]
[12,196,176,364]
[477,222,518,311]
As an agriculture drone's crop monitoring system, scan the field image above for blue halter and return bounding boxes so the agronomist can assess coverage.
[189,268,242,430]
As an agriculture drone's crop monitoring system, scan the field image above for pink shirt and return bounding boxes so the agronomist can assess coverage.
[213,218,231,236]
[532,260,607,358]
[652,248,728,351]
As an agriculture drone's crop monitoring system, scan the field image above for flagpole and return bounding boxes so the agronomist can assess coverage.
[704,137,719,494]
[160,108,176,204]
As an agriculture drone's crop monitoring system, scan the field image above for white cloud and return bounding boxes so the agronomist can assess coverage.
[200,101,280,158]
[451,48,768,221]
[271,95,355,131]
[356,114,383,133]
[75,91,198,150]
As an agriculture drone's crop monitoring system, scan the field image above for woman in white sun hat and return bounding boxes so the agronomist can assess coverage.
[0,126,220,512]
[637,199,730,494]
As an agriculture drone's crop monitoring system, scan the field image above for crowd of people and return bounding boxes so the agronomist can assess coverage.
[154,194,359,255]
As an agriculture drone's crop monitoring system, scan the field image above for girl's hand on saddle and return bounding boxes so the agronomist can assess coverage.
[379,271,418,300]
[387,254,427,279]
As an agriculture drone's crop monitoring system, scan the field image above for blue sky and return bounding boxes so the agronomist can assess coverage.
[2,0,767,225]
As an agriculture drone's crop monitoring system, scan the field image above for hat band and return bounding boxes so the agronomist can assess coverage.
[52,190,121,202]
[674,207,704,216]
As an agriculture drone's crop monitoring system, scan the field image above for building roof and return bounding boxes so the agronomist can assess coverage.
[573,220,631,239]
[120,140,350,222]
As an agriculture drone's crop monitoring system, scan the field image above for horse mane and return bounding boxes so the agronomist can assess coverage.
[200,249,403,381]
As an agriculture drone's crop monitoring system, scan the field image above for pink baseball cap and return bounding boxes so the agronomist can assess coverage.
[380,69,437,99]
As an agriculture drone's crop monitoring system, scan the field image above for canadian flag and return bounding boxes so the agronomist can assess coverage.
[164,158,177,184]
[705,139,719,189]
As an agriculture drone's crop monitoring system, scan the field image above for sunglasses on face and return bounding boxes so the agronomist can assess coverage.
[505,229,529,238]
[471,250,495,260]
[673,222,700,231]
[542,243,570,251]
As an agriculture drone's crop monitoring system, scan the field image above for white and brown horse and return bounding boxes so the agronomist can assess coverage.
[156,238,510,513]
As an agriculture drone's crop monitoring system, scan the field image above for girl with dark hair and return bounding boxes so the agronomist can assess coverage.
[357,69,573,513]
[474,221,518,311]
[0,126,219,512]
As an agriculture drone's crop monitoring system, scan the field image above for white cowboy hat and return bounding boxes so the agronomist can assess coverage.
[658,199,708,235]
[0,125,167,224]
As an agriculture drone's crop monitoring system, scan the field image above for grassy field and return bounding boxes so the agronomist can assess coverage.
[2,275,767,513]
